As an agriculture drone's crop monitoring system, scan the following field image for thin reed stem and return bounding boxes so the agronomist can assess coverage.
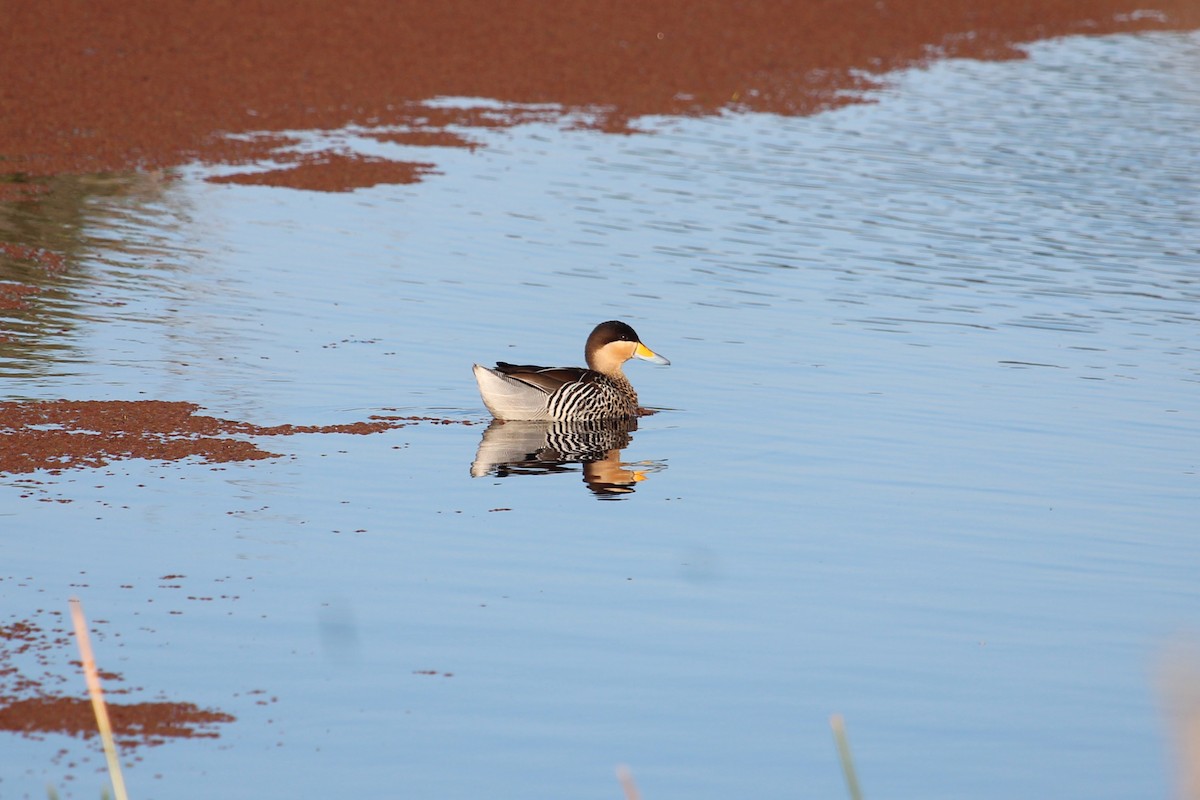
[831,713,864,800]
[615,764,641,800]
[69,598,130,800]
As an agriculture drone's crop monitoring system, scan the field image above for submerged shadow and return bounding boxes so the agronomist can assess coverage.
[470,418,664,498]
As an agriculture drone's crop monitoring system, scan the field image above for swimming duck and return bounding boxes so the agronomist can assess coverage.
[473,320,669,421]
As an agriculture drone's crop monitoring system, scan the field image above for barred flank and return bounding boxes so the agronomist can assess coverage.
[546,376,638,421]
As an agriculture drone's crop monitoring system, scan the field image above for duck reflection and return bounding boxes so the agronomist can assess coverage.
[470,418,663,497]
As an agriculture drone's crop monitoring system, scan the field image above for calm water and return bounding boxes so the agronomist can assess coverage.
[2,30,1199,800]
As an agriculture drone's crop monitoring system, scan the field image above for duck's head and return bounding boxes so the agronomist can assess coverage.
[585,320,670,375]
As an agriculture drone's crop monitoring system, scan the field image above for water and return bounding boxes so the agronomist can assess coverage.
[2,30,1199,800]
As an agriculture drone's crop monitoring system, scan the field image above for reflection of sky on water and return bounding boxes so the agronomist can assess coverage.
[2,31,1199,800]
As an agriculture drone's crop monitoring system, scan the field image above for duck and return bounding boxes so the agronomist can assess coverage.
[473,320,669,421]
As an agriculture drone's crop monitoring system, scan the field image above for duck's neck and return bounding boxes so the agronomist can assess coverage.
[588,344,630,377]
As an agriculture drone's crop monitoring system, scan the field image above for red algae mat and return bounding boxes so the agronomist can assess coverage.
[0,612,235,753]
[0,399,471,477]
[2,0,1198,193]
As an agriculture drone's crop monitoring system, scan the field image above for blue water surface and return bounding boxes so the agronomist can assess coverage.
[2,30,1199,800]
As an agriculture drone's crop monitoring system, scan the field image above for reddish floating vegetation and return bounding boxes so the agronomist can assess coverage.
[0,282,42,312]
[0,1,1196,192]
[0,245,67,312]
[206,152,439,193]
[0,615,234,748]
[375,414,478,425]
[0,696,233,746]
[0,243,67,273]
[412,669,455,678]
[367,130,482,150]
[0,399,471,476]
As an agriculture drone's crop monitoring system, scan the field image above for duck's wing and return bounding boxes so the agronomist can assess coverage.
[475,363,592,420]
[493,362,597,394]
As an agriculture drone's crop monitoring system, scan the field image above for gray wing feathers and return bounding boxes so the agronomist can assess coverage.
[473,364,555,420]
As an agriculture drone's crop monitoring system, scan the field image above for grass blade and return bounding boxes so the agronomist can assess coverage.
[615,764,641,800]
[831,713,864,800]
[69,598,130,800]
